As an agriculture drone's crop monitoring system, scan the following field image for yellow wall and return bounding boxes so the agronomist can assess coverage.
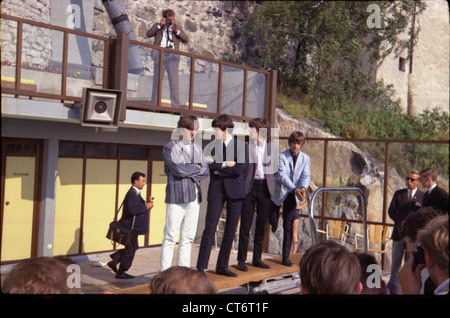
[51,155,167,256]
[54,158,83,256]
[1,156,35,262]
[83,159,117,253]
[149,160,167,245]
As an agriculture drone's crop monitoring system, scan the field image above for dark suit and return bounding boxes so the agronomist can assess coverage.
[387,187,423,294]
[238,141,278,263]
[110,187,149,274]
[147,23,189,108]
[422,185,449,214]
[388,188,424,241]
[197,137,247,271]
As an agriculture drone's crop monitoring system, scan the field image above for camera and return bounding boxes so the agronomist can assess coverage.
[165,19,172,27]
[412,245,425,270]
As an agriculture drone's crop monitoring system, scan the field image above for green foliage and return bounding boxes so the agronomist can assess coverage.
[248,1,447,179]
[245,1,426,114]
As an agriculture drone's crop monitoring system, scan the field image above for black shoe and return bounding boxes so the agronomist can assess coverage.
[271,224,278,233]
[216,267,237,277]
[197,268,205,273]
[282,258,293,267]
[107,261,118,273]
[253,260,270,269]
[116,272,135,279]
[237,261,248,272]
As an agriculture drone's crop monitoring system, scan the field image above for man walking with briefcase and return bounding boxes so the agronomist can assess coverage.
[108,172,153,279]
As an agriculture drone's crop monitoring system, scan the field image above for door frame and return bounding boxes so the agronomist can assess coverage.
[1,138,43,263]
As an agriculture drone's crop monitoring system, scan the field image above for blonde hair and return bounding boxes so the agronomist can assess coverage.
[418,215,449,274]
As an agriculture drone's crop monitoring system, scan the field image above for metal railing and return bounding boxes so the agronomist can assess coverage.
[0,13,277,124]
[307,187,368,252]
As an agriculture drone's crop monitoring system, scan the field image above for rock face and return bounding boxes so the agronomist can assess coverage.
[269,108,407,269]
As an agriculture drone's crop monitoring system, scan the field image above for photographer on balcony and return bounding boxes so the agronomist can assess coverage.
[147,9,189,109]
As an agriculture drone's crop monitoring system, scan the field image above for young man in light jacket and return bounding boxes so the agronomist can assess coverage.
[161,114,209,271]
[271,131,311,266]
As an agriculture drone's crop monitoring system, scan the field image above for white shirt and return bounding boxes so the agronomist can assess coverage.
[434,278,449,295]
[132,186,141,196]
[254,140,266,180]
[428,183,437,194]
[158,25,181,49]
[221,135,233,168]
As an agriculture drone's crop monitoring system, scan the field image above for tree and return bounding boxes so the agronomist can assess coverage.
[244,1,426,112]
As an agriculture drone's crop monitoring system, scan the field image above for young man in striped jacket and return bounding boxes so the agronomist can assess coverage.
[160,114,209,271]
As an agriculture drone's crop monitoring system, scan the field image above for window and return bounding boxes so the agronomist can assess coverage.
[399,57,406,72]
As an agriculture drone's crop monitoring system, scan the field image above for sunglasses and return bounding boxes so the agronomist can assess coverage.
[405,177,419,182]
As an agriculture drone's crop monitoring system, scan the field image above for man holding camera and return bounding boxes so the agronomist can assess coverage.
[147,9,189,108]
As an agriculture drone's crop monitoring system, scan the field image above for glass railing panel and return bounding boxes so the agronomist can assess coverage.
[245,70,266,118]
[221,64,244,117]
[66,34,105,97]
[193,58,219,113]
[20,23,63,95]
[127,46,159,106]
[1,19,18,89]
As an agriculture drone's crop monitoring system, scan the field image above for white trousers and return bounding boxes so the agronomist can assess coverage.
[160,197,200,271]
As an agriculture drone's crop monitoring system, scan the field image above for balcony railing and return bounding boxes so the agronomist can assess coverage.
[1,13,277,124]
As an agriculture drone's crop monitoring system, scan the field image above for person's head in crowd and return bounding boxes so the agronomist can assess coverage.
[401,207,439,254]
[418,214,448,294]
[150,266,217,294]
[248,118,270,142]
[3,257,81,294]
[212,114,234,140]
[288,131,305,155]
[299,241,362,294]
[353,252,387,295]
[419,168,438,189]
[177,114,198,143]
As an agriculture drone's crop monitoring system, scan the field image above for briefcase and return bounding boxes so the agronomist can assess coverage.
[106,220,134,246]
[106,194,136,246]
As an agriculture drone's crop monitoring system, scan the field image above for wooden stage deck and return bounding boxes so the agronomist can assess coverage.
[113,253,302,294]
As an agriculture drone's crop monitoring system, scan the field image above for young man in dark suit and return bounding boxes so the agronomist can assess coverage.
[237,118,278,271]
[147,9,189,108]
[108,172,153,279]
[196,115,247,277]
[387,170,424,294]
[420,168,449,215]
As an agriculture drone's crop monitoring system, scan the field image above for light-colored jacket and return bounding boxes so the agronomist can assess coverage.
[271,149,311,206]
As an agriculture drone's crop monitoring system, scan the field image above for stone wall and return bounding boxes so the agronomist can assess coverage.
[375,0,449,115]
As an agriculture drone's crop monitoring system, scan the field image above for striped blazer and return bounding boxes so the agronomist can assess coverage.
[163,139,209,204]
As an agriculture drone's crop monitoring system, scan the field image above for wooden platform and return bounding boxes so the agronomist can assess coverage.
[113,253,302,294]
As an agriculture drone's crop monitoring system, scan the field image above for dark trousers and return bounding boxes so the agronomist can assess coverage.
[281,193,297,259]
[110,234,139,274]
[151,52,180,108]
[197,191,243,270]
[237,180,272,263]
[269,193,297,260]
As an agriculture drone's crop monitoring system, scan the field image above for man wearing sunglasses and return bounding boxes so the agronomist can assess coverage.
[387,170,424,294]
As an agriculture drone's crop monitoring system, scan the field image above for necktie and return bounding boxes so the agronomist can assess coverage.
[409,191,413,201]
[223,142,227,162]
